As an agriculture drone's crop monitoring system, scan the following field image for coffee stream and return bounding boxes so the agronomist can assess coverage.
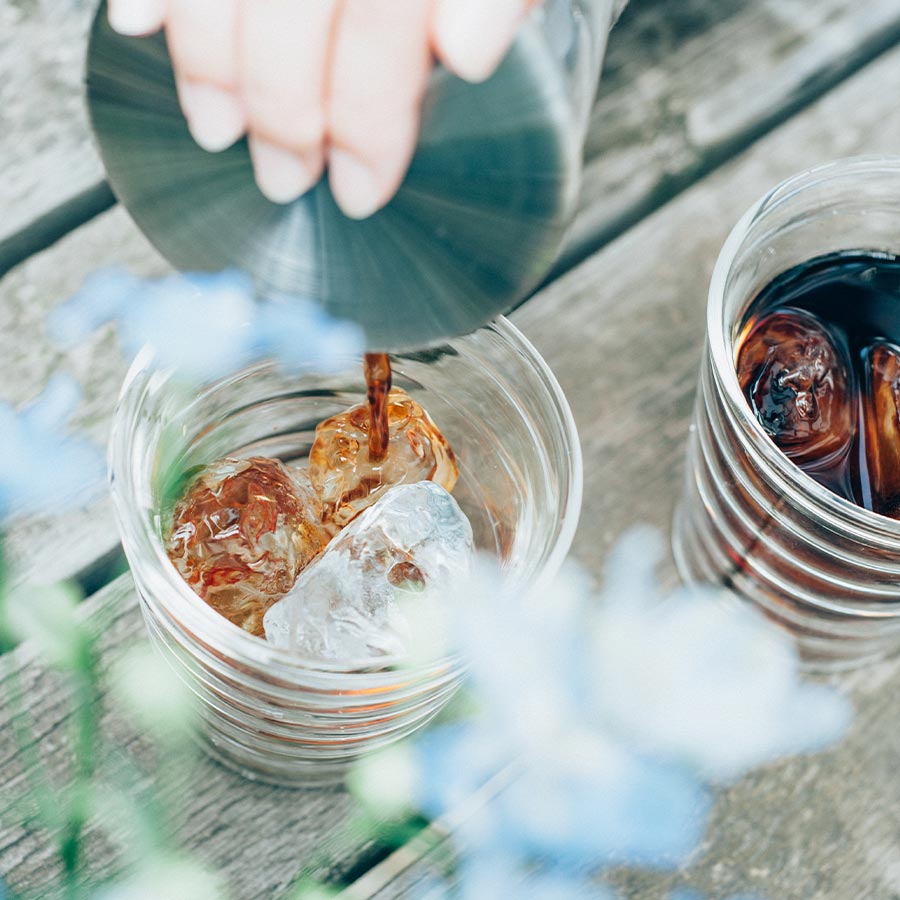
[364,353,392,463]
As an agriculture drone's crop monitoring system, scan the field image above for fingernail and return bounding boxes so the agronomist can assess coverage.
[328,150,384,220]
[179,82,246,153]
[250,138,320,205]
[107,0,166,36]
[436,0,524,83]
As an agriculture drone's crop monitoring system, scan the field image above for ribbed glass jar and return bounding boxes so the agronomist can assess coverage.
[674,158,900,670]
[110,318,582,784]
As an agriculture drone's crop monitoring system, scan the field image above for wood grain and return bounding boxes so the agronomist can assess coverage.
[562,0,900,274]
[0,206,169,585]
[0,0,104,252]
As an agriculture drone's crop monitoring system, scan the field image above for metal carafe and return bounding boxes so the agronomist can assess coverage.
[87,0,625,350]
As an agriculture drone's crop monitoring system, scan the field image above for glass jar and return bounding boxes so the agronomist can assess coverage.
[88,0,627,350]
[110,319,583,784]
[674,157,900,670]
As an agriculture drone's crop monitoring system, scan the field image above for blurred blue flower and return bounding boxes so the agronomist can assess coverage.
[47,266,140,346]
[0,374,104,520]
[411,723,709,873]
[255,298,365,376]
[364,527,852,891]
[441,560,593,753]
[588,529,852,781]
[411,723,509,818]
[494,739,709,870]
[49,267,365,382]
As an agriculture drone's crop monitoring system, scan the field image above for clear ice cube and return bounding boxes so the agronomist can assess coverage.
[737,309,854,469]
[263,481,474,664]
[863,342,900,518]
[308,387,459,530]
[166,457,331,635]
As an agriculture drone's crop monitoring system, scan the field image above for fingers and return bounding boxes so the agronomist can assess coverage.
[111,0,543,213]
[327,0,432,219]
[108,0,166,36]
[237,0,339,204]
[432,0,543,83]
[166,0,245,152]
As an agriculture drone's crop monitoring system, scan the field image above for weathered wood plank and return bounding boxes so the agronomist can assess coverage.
[8,0,900,276]
[357,38,900,900]
[0,575,385,900]
[0,0,105,252]
[562,0,900,274]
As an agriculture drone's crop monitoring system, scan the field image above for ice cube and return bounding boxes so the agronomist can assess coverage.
[308,387,459,529]
[166,457,331,635]
[862,342,900,518]
[737,309,854,469]
[263,481,474,664]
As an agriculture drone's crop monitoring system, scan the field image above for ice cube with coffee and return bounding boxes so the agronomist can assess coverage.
[165,352,472,666]
[737,253,900,519]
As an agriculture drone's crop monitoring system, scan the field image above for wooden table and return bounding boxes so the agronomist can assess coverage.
[4,1,900,897]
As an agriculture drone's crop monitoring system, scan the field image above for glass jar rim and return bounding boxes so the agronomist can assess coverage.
[707,155,900,547]
[110,316,584,684]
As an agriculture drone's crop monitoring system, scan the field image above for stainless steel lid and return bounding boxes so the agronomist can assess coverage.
[87,3,581,351]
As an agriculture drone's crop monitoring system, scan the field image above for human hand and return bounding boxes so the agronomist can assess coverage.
[108,0,544,218]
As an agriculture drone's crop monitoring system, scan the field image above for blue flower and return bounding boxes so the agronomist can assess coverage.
[492,736,710,871]
[0,375,104,520]
[47,266,140,346]
[411,722,710,873]
[120,271,258,380]
[394,530,850,882]
[50,267,364,383]
[443,560,593,753]
[411,723,509,819]
[588,530,852,781]
[255,298,364,375]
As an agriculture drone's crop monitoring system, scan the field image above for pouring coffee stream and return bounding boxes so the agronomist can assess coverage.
[364,353,393,463]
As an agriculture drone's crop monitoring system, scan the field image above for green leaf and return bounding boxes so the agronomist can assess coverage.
[108,644,197,746]
[2,581,88,672]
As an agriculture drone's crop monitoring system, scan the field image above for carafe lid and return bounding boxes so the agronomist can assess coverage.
[87,3,580,351]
